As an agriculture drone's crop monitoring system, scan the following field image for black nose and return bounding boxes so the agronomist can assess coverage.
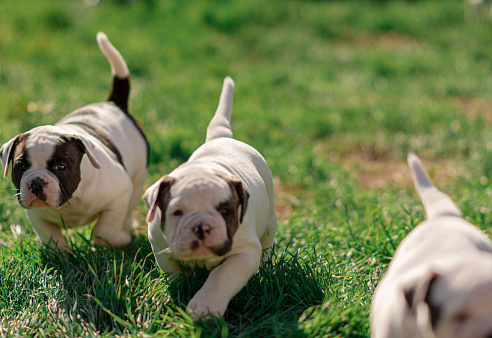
[193,223,211,240]
[29,178,47,200]
[486,334,492,338]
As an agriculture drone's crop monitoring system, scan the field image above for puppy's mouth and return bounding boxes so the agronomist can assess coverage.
[30,184,48,203]
[174,240,232,261]
[171,216,232,260]
[20,189,59,209]
[190,239,232,257]
[22,189,55,209]
[19,174,61,209]
[27,199,50,209]
[210,240,232,256]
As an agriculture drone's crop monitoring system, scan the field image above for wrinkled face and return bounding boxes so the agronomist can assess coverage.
[146,169,248,261]
[1,126,89,208]
[429,277,492,338]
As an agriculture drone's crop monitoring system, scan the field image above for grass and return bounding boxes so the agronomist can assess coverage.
[0,0,491,336]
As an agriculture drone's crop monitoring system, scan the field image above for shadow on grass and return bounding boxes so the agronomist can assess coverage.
[33,236,359,337]
[168,248,325,337]
[37,231,160,333]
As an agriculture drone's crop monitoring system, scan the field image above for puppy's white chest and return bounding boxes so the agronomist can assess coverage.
[27,195,99,228]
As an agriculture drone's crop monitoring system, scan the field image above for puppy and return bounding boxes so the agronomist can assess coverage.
[0,33,149,251]
[144,77,277,319]
[370,153,492,338]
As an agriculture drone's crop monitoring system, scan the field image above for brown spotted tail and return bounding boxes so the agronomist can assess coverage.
[97,32,130,114]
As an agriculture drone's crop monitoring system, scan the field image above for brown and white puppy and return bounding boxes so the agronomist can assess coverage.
[370,153,492,338]
[144,77,277,320]
[0,33,149,251]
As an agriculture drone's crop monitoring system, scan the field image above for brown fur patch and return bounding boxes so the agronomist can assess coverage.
[47,136,86,205]
[108,76,150,165]
[11,133,31,191]
[216,198,240,242]
[109,76,130,114]
[64,121,125,168]
[155,176,175,231]
[214,170,249,225]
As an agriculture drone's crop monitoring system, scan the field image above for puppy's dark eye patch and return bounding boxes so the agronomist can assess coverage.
[218,207,230,216]
[14,159,30,171]
[216,199,240,242]
[452,311,470,323]
[173,209,183,216]
[217,201,234,214]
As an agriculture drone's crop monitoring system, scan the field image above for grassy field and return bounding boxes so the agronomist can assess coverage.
[0,0,491,336]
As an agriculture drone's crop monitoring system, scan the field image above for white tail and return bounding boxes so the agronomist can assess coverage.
[407,153,461,219]
[97,32,129,79]
[206,77,235,142]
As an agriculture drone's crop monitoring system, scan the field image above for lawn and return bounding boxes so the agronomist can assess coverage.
[0,0,491,336]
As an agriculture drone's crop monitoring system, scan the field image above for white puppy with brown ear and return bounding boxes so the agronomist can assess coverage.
[144,77,277,320]
[370,153,492,338]
[0,33,149,251]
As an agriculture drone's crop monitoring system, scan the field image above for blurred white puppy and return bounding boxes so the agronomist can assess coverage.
[370,153,492,338]
[144,77,277,320]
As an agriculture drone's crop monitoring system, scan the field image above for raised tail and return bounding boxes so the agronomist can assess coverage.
[97,32,130,113]
[206,77,235,142]
[407,153,462,219]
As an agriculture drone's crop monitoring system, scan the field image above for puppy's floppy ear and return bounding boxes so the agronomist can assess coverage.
[404,272,441,329]
[144,175,175,224]
[65,134,101,169]
[231,178,249,224]
[214,170,249,223]
[1,135,21,178]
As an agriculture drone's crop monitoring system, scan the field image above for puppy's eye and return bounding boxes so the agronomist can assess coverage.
[218,207,230,216]
[453,312,469,323]
[15,159,28,171]
[55,163,67,172]
[172,210,183,216]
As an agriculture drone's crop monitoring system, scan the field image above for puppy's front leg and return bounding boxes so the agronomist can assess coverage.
[26,213,69,251]
[187,242,262,320]
[92,199,132,248]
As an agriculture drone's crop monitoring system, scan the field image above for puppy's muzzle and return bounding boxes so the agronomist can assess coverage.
[193,222,211,240]
[189,221,231,256]
[29,178,48,201]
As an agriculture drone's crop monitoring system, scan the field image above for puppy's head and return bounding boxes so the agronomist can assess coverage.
[404,257,492,338]
[0,126,100,208]
[144,167,249,261]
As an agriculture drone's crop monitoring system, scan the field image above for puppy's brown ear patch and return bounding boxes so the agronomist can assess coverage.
[64,134,101,169]
[214,170,249,223]
[403,272,441,328]
[231,179,249,224]
[144,175,175,230]
[1,133,27,178]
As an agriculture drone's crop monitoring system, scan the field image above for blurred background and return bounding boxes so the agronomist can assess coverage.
[0,0,490,190]
[0,0,491,336]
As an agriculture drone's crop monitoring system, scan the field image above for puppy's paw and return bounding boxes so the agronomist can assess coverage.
[94,231,131,248]
[187,291,228,321]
